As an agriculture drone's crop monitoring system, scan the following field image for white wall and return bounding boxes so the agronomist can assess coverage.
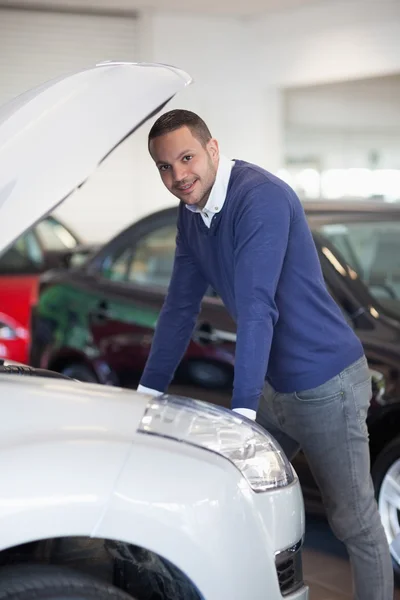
[55,0,400,241]
[57,11,281,243]
[285,76,400,133]
[249,0,400,200]
[284,75,400,170]
[150,12,284,168]
[252,0,400,87]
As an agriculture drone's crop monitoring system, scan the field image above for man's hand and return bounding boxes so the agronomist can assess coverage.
[232,407,256,420]
[137,384,163,396]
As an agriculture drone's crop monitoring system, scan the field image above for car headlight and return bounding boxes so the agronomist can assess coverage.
[137,395,295,492]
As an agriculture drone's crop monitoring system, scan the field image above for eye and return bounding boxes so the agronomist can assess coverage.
[183,155,193,162]
[158,164,170,172]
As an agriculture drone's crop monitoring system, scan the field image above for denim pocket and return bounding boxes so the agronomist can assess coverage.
[294,374,342,402]
[351,377,372,435]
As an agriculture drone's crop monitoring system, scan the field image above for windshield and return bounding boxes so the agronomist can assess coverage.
[316,220,400,312]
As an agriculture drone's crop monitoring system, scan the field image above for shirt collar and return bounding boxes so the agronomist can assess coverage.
[185,155,235,215]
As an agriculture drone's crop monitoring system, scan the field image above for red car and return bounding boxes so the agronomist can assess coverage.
[0,216,83,362]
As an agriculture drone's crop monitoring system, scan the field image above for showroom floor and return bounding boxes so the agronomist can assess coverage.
[303,516,399,599]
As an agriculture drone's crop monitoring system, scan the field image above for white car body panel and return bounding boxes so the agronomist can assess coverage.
[0,376,148,549]
[0,376,308,599]
[98,437,306,600]
[0,61,191,257]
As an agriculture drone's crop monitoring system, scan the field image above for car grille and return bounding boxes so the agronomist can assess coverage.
[275,540,304,596]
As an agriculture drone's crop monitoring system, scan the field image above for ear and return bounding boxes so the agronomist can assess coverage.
[207,138,219,162]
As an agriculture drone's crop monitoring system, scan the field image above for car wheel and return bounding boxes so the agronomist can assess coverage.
[186,360,232,389]
[61,363,98,383]
[0,564,134,599]
[372,435,400,580]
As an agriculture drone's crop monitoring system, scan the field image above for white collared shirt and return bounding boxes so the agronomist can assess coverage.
[185,155,235,227]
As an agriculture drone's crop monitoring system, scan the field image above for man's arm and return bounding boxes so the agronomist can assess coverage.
[231,183,292,415]
[138,228,208,394]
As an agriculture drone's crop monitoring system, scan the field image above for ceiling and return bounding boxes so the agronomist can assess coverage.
[0,0,329,17]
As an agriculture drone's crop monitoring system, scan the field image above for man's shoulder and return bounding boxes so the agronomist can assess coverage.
[229,160,300,213]
[231,160,294,196]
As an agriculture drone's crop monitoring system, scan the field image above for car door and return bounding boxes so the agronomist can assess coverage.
[85,209,236,406]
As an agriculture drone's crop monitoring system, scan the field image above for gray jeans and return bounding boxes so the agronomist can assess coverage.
[256,355,393,600]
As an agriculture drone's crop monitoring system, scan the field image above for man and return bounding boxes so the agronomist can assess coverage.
[138,109,393,599]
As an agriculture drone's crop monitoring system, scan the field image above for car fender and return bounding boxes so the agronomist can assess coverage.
[0,376,151,552]
[0,437,132,552]
[95,434,305,600]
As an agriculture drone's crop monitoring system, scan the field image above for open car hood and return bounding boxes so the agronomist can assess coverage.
[0,61,192,256]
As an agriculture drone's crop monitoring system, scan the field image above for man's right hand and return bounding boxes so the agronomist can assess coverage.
[137,384,163,396]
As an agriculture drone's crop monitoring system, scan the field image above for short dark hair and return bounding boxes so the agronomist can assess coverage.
[148,109,212,148]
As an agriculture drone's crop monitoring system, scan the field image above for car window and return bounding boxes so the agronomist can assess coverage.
[35,217,79,251]
[315,220,400,302]
[101,246,132,282]
[0,230,44,274]
[128,225,177,287]
[100,222,222,296]
[128,225,220,297]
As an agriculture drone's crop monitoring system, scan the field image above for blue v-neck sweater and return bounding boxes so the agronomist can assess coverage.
[140,160,363,412]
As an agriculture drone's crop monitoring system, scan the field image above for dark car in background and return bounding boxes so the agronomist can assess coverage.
[31,200,400,576]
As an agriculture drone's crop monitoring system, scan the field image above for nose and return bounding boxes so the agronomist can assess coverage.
[173,164,189,183]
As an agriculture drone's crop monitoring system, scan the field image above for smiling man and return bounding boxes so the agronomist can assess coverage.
[137,109,392,600]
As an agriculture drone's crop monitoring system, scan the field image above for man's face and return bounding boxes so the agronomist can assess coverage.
[149,126,219,209]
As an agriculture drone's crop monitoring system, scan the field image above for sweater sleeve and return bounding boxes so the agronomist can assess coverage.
[139,227,208,393]
[231,183,292,412]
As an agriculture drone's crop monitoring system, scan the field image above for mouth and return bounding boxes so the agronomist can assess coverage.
[176,179,198,195]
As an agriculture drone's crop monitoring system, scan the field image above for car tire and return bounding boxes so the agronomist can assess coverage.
[61,363,98,383]
[186,360,233,389]
[371,435,400,581]
[0,564,134,599]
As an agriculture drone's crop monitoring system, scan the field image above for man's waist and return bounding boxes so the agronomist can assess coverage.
[267,343,364,394]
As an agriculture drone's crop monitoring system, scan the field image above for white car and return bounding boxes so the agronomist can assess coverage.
[0,62,308,600]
